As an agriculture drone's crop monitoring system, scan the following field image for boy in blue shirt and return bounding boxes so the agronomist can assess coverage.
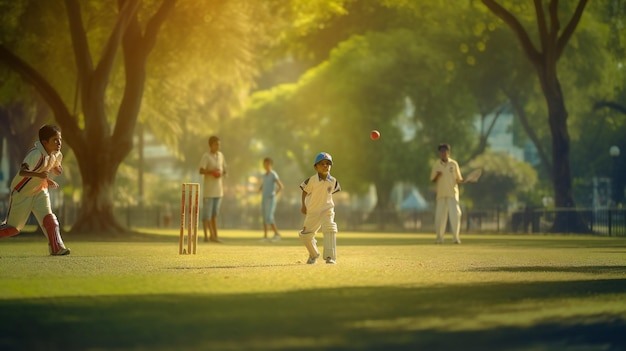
[259,157,284,242]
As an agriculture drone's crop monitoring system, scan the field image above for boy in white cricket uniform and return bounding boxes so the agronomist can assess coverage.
[299,152,341,264]
[199,136,227,243]
[0,125,70,255]
[430,143,463,244]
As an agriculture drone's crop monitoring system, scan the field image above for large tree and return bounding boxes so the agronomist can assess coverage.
[0,0,270,234]
[481,0,590,232]
[0,0,174,233]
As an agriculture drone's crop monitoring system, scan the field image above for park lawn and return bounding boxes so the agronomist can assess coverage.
[0,230,625,351]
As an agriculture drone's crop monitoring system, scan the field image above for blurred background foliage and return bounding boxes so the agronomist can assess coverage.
[0,0,625,232]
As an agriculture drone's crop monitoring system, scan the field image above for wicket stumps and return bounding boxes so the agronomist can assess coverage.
[179,183,200,255]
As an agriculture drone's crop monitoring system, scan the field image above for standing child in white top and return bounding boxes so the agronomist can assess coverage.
[0,125,70,255]
[430,143,463,244]
[299,152,341,264]
[199,136,227,243]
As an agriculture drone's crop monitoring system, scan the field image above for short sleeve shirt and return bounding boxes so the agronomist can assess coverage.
[261,170,280,198]
[11,141,62,196]
[300,173,341,213]
[199,151,227,198]
[430,158,462,200]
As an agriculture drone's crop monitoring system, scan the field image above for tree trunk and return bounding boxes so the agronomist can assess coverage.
[0,1,174,236]
[371,181,398,229]
[482,0,590,233]
[538,71,589,233]
[0,102,50,190]
[65,0,173,235]
[71,164,126,234]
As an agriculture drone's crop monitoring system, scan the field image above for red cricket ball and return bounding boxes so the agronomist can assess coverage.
[370,130,381,140]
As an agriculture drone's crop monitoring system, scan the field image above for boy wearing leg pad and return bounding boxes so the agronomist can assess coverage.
[0,125,70,255]
[298,231,319,264]
[43,214,69,255]
[298,152,341,264]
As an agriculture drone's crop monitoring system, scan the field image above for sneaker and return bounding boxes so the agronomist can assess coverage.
[306,254,319,264]
[260,238,269,242]
[271,233,281,242]
[454,240,461,244]
[51,247,71,256]
[49,244,71,255]
[325,257,336,264]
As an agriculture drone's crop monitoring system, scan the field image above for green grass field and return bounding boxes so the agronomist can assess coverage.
[1,230,625,351]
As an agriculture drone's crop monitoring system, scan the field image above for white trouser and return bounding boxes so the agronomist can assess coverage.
[300,208,338,260]
[1,189,67,252]
[435,197,461,243]
[4,189,53,232]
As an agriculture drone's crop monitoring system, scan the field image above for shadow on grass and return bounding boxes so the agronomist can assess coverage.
[167,263,302,270]
[1,279,625,351]
[471,266,626,274]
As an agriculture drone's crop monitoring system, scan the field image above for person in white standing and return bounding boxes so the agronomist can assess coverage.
[199,136,227,243]
[430,143,463,244]
[0,125,70,255]
[299,152,341,264]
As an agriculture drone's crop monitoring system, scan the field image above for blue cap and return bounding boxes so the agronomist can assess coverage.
[314,152,333,165]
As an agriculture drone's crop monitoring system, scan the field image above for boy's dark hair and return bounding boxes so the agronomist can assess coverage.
[39,125,61,142]
[263,157,273,165]
[438,143,450,151]
[208,136,220,146]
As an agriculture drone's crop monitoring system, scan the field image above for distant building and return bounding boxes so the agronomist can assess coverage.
[476,107,539,164]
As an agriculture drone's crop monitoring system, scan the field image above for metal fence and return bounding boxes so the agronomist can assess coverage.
[508,207,626,236]
[37,200,625,237]
[2,191,624,236]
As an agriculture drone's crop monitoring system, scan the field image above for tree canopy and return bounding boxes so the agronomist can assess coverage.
[1,0,624,234]
[0,0,288,233]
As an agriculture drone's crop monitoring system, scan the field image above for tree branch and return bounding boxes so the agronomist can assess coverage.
[143,0,177,53]
[481,0,542,65]
[484,105,503,137]
[548,0,560,44]
[464,105,505,164]
[0,45,84,150]
[503,89,553,178]
[594,101,626,115]
[111,0,176,152]
[534,0,548,52]
[64,0,93,88]
[93,0,141,87]
[556,0,588,59]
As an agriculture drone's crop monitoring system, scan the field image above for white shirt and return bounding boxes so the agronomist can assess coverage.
[300,174,341,213]
[11,142,62,196]
[430,158,462,200]
[199,151,227,198]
